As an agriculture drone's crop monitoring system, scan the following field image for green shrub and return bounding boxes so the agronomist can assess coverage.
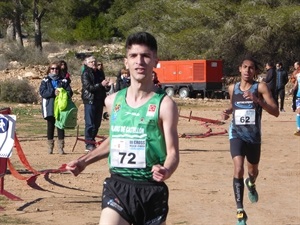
[73,16,101,41]
[0,79,38,103]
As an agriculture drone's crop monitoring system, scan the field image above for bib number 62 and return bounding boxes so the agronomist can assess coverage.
[240,116,250,123]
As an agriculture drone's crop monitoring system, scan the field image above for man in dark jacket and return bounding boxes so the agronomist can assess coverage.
[81,56,110,151]
[275,62,289,112]
[263,61,277,103]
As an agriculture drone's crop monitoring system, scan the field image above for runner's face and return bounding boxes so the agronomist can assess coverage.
[239,60,256,81]
[124,44,158,82]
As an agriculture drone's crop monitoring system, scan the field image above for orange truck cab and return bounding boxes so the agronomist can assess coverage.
[154,59,226,98]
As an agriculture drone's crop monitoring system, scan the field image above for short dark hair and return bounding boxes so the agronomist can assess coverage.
[266,61,274,68]
[125,32,157,54]
[240,55,260,71]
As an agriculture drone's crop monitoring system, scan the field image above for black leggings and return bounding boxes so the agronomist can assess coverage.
[46,116,64,140]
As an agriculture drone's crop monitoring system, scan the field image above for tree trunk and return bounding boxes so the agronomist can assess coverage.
[14,0,24,47]
[34,18,42,51]
[33,0,46,52]
[6,20,15,41]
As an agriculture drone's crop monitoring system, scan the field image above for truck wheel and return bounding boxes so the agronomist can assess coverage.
[165,87,175,97]
[206,91,213,98]
[179,87,190,98]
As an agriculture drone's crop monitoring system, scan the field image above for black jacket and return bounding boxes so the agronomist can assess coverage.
[81,67,107,105]
[264,68,277,93]
[276,68,288,90]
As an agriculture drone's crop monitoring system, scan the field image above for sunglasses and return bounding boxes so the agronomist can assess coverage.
[51,67,58,70]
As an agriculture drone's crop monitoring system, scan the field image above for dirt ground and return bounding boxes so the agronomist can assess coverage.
[1,99,299,225]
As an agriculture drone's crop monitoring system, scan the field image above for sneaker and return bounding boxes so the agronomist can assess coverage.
[294,130,300,136]
[280,109,285,112]
[236,209,248,225]
[85,144,96,152]
[244,178,259,203]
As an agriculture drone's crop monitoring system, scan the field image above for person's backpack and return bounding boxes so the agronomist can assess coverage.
[55,98,78,129]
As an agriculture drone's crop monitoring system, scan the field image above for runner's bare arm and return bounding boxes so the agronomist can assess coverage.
[257,83,279,117]
[66,94,117,176]
[243,82,279,117]
[66,138,110,176]
[222,84,234,120]
[152,96,179,182]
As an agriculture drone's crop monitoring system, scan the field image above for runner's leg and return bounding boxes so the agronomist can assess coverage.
[99,208,129,225]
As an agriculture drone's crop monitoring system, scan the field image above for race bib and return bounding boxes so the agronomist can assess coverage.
[110,138,146,168]
[234,109,255,125]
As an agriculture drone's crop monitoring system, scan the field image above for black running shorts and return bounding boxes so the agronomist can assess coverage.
[230,138,261,164]
[101,174,169,225]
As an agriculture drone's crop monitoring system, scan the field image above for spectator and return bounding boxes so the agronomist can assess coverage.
[59,60,71,83]
[291,61,300,136]
[275,62,288,112]
[263,61,277,102]
[96,61,114,95]
[115,68,130,91]
[97,61,104,72]
[152,71,161,88]
[39,61,73,154]
[80,56,89,75]
[81,56,110,152]
[291,61,300,112]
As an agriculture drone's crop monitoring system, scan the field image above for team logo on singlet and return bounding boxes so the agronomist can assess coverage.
[146,104,157,117]
[112,103,121,121]
[114,103,121,112]
[125,112,140,116]
[234,101,253,109]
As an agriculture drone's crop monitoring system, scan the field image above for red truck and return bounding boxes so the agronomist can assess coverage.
[154,59,226,98]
